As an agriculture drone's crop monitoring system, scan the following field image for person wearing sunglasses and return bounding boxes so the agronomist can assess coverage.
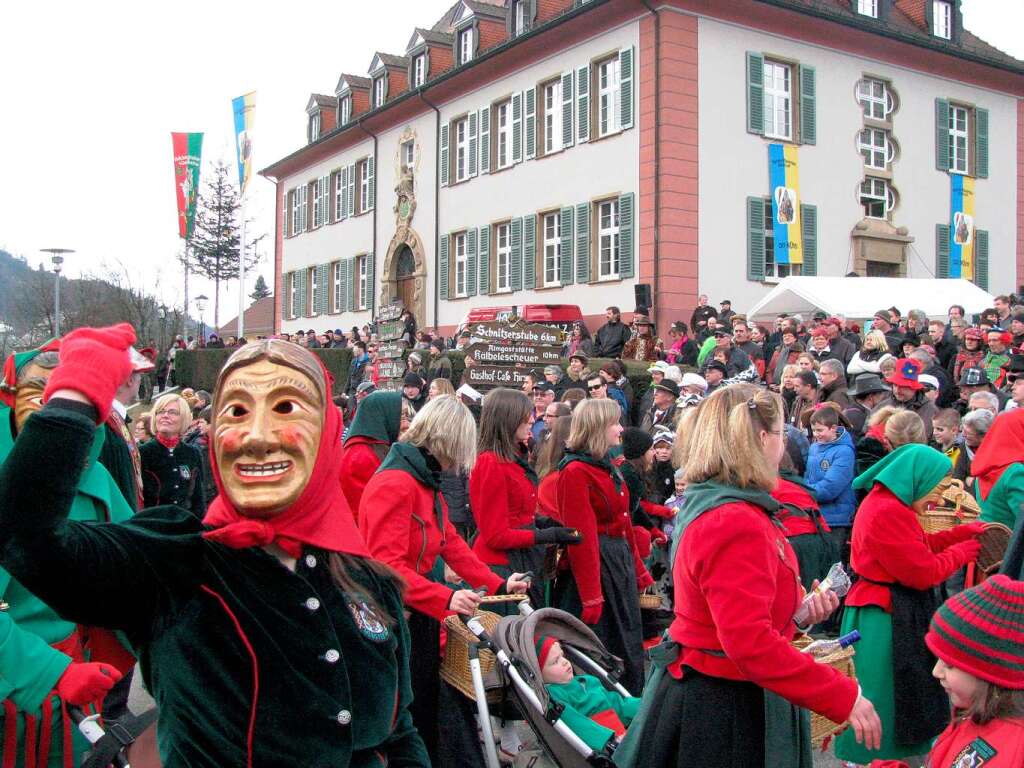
[1006,355,1024,412]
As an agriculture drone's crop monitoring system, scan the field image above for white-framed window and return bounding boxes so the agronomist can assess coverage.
[459,27,473,64]
[454,233,468,297]
[856,0,878,18]
[496,101,512,169]
[290,186,307,235]
[542,212,561,287]
[948,105,969,174]
[313,176,330,227]
[332,262,342,312]
[860,178,895,219]
[334,172,344,222]
[514,0,528,36]
[763,60,792,140]
[543,80,561,154]
[413,54,426,88]
[598,57,621,137]
[598,200,620,280]
[359,161,370,213]
[495,223,511,292]
[763,200,802,279]
[858,128,892,170]
[310,267,320,315]
[339,97,351,125]
[373,77,385,108]
[402,140,415,175]
[309,113,321,142]
[933,1,952,39]
[357,255,368,310]
[290,273,300,318]
[857,78,892,120]
[455,118,469,182]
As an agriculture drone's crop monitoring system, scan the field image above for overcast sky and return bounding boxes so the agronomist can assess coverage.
[1,0,1020,328]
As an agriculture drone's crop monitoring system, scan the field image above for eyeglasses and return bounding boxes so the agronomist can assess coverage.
[1008,374,1024,383]
[156,408,180,417]
[587,384,604,392]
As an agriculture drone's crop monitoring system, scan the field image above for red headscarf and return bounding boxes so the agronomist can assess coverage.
[971,409,1024,500]
[202,358,369,558]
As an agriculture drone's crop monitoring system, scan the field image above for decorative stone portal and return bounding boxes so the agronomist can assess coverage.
[850,218,915,277]
[380,228,428,328]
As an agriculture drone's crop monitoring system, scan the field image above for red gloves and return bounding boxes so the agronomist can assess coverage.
[581,602,603,626]
[56,662,122,707]
[960,522,988,539]
[43,324,136,423]
[650,528,668,546]
[951,538,983,567]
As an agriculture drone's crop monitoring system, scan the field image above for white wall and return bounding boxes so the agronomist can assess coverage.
[697,14,1019,315]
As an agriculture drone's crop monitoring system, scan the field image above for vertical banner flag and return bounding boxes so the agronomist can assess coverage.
[171,132,204,239]
[232,91,256,195]
[949,174,975,280]
[768,143,803,267]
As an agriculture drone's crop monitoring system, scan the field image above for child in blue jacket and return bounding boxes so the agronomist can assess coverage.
[803,404,857,571]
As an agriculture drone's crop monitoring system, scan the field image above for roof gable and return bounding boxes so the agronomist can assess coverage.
[306,93,337,114]
[335,74,370,96]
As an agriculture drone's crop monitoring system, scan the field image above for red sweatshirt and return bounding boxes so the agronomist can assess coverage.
[359,468,504,619]
[871,716,1024,767]
[538,472,560,521]
[469,451,538,565]
[339,437,387,519]
[772,478,831,538]
[668,501,858,724]
[846,486,977,612]
[556,461,653,609]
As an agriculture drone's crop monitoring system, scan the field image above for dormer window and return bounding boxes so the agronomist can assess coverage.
[413,54,426,87]
[339,96,351,125]
[374,76,386,108]
[513,0,528,35]
[932,1,952,39]
[309,112,321,142]
[459,27,473,64]
[856,0,877,17]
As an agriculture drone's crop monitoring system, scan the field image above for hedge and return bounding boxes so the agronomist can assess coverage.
[174,348,659,401]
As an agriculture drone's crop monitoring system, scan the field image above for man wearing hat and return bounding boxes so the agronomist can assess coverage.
[635,361,670,421]
[681,372,708,398]
[844,373,890,437]
[402,372,428,412]
[1004,354,1024,411]
[640,378,679,435]
[983,329,1012,387]
[957,366,1010,415]
[593,306,632,359]
[566,351,591,388]
[717,299,735,327]
[703,360,729,394]
[884,358,938,439]
[530,381,556,442]
[622,312,661,362]
[426,338,452,383]
[99,346,156,512]
[871,309,905,356]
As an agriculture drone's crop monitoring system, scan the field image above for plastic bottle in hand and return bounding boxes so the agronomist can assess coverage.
[792,562,851,626]
[800,630,861,657]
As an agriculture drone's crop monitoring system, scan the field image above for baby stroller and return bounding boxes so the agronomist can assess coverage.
[464,603,630,768]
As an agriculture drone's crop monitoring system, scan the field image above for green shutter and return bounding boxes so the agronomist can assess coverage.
[746,52,765,136]
[440,123,450,186]
[510,218,523,291]
[318,264,329,314]
[347,164,355,217]
[298,267,309,316]
[480,107,491,174]
[975,107,989,179]
[525,87,536,160]
[935,224,950,278]
[747,197,766,281]
[340,259,351,312]
[561,71,574,149]
[478,225,491,294]
[576,202,591,283]
[512,92,523,163]
[974,229,989,291]
[340,168,349,220]
[619,193,635,279]
[466,228,478,297]
[523,215,536,290]
[800,204,817,276]
[935,98,950,171]
[364,251,374,310]
[560,205,574,285]
[619,47,634,131]
[577,64,590,143]
[438,233,450,300]
[468,111,478,177]
[798,65,816,145]
[366,157,375,211]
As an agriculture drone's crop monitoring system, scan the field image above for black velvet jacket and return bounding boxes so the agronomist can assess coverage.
[140,437,207,516]
[0,404,428,768]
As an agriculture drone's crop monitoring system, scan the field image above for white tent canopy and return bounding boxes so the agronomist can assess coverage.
[746,277,995,322]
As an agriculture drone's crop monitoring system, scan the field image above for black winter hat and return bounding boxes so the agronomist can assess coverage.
[622,427,654,460]
[403,372,425,388]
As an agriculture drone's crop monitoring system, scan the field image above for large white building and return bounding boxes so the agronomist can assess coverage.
[262,0,1024,336]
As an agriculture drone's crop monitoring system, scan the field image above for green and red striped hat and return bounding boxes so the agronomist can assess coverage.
[926,575,1024,690]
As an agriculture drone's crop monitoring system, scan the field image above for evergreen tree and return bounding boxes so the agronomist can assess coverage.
[250,274,271,302]
[190,159,259,327]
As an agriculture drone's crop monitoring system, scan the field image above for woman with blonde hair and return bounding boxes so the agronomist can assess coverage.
[359,395,529,762]
[795,351,819,373]
[140,391,206,515]
[553,398,653,694]
[848,329,889,382]
[637,385,881,768]
[427,376,454,399]
[856,406,926,479]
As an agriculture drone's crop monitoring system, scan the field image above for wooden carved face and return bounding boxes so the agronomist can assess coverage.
[13,361,51,433]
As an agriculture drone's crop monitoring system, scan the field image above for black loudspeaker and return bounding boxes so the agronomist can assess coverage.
[634,283,652,312]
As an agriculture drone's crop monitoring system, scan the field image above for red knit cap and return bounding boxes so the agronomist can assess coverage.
[535,635,558,668]
[925,575,1024,689]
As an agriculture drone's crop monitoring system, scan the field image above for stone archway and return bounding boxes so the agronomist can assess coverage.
[380,226,428,328]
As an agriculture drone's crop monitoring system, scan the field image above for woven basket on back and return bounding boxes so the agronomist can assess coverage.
[976,522,1012,578]
[440,594,527,702]
[638,592,661,610]
[916,479,980,534]
[792,634,858,746]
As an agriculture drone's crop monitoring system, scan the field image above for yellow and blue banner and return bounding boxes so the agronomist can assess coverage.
[768,143,803,266]
[949,174,975,280]
[232,91,256,195]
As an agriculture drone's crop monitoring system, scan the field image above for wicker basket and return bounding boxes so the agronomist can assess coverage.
[439,595,527,702]
[792,635,858,746]
[976,523,1012,578]
[638,592,662,610]
[916,480,980,534]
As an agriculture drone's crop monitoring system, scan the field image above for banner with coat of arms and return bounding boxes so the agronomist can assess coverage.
[171,132,203,240]
[949,174,975,280]
[768,143,803,267]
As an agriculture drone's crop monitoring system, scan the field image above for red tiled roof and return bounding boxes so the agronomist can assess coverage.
[218,296,276,337]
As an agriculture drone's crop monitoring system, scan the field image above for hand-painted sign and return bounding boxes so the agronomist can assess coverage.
[469,321,563,347]
[376,359,407,380]
[465,366,532,389]
[466,343,562,366]
[377,320,405,342]
[377,302,405,322]
[377,342,408,359]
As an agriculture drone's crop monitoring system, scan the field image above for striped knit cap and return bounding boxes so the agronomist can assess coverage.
[925,575,1024,689]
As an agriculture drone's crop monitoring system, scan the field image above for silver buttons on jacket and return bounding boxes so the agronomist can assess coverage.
[304,597,321,612]
[324,649,340,664]
[305,554,317,569]
[335,709,352,725]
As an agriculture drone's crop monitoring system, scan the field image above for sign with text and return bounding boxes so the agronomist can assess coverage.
[466,343,562,367]
[465,366,532,389]
[376,359,407,380]
[377,342,408,359]
[469,321,564,347]
[377,302,405,322]
[377,320,405,342]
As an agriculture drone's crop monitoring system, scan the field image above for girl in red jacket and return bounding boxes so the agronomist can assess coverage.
[638,385,881,768]
[358,395,529,762]
[836,443,985,764]
[339,391,411,517]
[553,398,653,695]
[870,575,1024,768]
[470,389,580,612]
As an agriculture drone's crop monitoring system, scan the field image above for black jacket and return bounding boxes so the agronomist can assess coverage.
[593,321,632,358]
[140,438,207,517]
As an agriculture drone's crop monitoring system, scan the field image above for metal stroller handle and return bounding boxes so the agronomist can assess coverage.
[464,619,502,768]
[68,707,130,768]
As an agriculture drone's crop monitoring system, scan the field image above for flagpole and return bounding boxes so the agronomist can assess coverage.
[184,239,190,339]
[238,196,246,340]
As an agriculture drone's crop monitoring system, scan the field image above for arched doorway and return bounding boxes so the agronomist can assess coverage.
[395,245,416,311]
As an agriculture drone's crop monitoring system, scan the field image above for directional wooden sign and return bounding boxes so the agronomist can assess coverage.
[466,343,562,367]
[377,341,408,359]
[465,365,532,389]
[467,321,564,347]
[377,320,405,342]
[376,359,407,380]
[377,302,405,322]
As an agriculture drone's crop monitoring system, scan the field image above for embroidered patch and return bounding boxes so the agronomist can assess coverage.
[819,459,831,471]
[349,600,390,643]
[952,737,997,768]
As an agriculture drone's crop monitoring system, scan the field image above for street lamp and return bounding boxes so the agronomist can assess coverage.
[195,294,208,345]
[40,248,74,337]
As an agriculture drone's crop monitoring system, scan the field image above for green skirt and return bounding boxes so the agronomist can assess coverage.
[834,606,933,762]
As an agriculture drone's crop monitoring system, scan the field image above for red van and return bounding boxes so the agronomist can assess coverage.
[458,304,584,335]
